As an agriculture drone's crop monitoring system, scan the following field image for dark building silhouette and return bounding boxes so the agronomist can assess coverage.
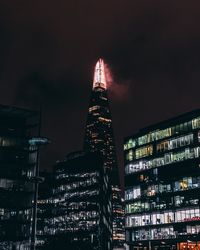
[37,151,112,250]
[124,110,200,250]
[36,171,54,248]
[84,59,125,249]
[0,105,39,250]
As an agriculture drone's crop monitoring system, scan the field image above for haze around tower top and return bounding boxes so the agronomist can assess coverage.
[93,58,131,101]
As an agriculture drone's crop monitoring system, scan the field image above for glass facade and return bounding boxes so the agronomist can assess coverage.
[124,110,200,250]
[84,59,124,249]
[124,117,200,150]
[37,152,112,250]
[0,105,39,250]
[125,146,200,174]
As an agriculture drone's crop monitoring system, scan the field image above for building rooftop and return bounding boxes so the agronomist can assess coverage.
[125,109,200,141]
[0,104,38,119]
[54,151,104,173]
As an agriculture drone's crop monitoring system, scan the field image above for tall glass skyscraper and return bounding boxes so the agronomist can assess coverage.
[84,59,125,249]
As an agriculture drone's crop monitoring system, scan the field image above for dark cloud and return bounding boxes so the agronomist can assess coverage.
[15,70,89,107]
[0,0,200,186]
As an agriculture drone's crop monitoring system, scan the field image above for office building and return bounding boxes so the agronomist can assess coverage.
[124,110,200,250]
[0,105,39,250]
[38,151,112,250]
[36,172,54,248]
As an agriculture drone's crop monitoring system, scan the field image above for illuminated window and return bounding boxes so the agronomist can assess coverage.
[135,145,153,159]
[130,119,199,148]
[192,117,200,129]
[175,208,200,222]
[89,105,100,112]
[157,140,169,152]
[126,202,150,214]
[126,150,134,161]
[125,187,141,201]
[124,138,136,150]
[125,146,200,174]
[98,117,111,123]
[138,135,148,146]
[125,161,148,174]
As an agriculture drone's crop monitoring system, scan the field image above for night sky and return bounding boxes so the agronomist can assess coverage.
[1,1,200,187]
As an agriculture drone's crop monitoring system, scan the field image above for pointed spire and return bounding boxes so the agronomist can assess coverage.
[93,58,107,90]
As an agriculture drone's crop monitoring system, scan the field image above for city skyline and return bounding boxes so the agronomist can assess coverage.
[0,2,200,249]
[1,1,200,187]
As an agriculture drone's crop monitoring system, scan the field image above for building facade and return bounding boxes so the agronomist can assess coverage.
[84,59,125,249]
[124,110,200,250]
[37,151,112,250]
[0,105,39,250]
[36,172,54,248]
